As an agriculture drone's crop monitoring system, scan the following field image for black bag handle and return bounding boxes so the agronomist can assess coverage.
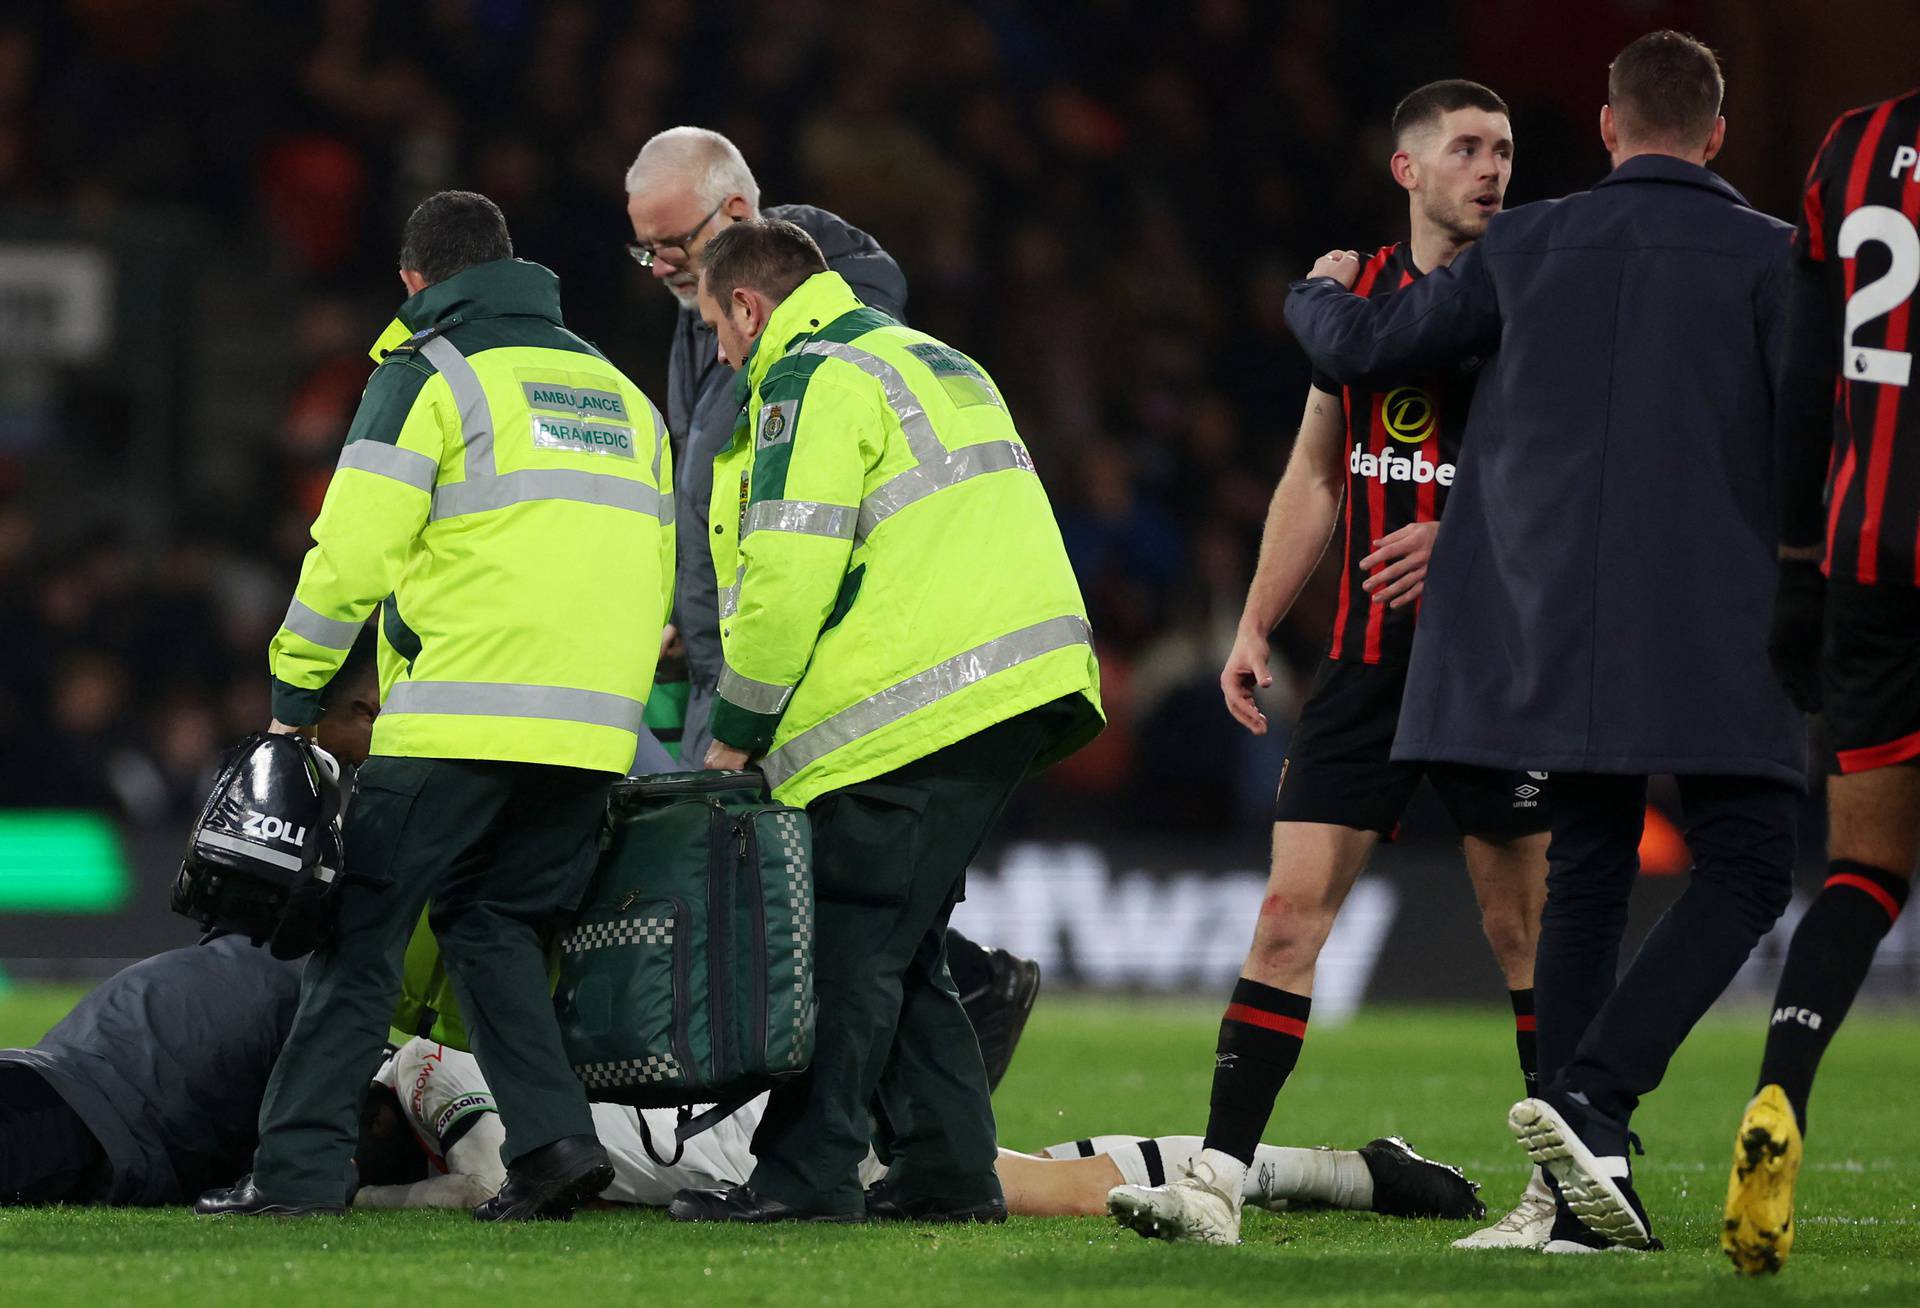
[612,769,769,807]
[635,1106,689,1168]
[633,1090,764,1168]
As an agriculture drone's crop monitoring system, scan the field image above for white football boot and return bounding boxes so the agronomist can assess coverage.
[1108,1150,1245,1245]
[1453,1167,1555,1250]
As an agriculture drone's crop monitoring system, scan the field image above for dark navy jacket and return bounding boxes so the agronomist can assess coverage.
[666,204,906,769]
[1285,156,1805,786]
[0,935,301,1204]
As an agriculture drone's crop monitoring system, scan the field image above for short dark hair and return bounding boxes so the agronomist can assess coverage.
[1392,79,1510,146]
[398,190,513,285]
[699,218,828,309]
[356,1081,429,1186]
[1608,30,1723,147]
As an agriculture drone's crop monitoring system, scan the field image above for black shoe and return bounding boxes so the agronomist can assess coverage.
[194,1175,344,1218]
[473,1135,614,1222]
[1542,1196,1666,1254]
[1357,1137,1485,1220]
[864,1176,1009,1223]
[668,1185,864,1224]
[1511,1089,1658,1250]
[957,947,1042,1092]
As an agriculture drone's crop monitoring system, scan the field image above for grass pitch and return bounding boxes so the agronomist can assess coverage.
[1,987,1916,1306]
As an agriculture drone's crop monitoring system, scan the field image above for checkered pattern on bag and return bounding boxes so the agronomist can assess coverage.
[573,1053,684,1090]
[769,810,814,1066]
[559,914,673,955]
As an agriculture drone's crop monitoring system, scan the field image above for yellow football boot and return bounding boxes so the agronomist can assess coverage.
[1722,1085,1803,1275]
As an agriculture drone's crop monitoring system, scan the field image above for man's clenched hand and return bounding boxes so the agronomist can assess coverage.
[704,741,752,772]
[1768,556,1825,713]
[1309,249,1362,288]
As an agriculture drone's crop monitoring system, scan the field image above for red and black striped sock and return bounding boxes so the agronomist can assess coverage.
[1757,859,1911,1132]
[1509,987,1539,1099]
[1202,978,1311,1167]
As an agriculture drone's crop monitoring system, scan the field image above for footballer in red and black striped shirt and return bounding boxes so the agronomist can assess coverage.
[1223,104,1545,853]
[1113,82,1555,1253]
[1729,87,1920,1279]
[1311,241,1474,666]
[1771,87,1920,774]
[1793,86,1920,589]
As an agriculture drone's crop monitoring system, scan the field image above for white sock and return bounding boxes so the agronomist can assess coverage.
[1248,1145,1373,1210]
[1041,1133,1145,1163]
[1196,1146,1250,1197]
[1050,1135,1245,1193]
[1042,1134,1360,1207]
[1087,1135,1206,1188]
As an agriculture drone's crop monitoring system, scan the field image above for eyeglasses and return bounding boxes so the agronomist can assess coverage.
[625,201,725,269]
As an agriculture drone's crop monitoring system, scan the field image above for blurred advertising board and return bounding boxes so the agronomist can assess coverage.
[5,815,1911,1017]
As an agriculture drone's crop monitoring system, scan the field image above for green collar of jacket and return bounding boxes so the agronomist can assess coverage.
[367,258,565,361]
[740,270,868,394]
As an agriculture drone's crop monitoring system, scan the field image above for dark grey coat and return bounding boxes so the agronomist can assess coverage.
[0,934,301,1204]
[1285,155,1805,786]
[665,203,907,769]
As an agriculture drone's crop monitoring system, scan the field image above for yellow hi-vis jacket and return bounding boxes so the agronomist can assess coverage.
[269,259,674,774]
[708,271,1102,807]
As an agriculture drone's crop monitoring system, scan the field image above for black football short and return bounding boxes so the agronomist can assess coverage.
[1272,657,1551,839]
[1824,580,1920,774]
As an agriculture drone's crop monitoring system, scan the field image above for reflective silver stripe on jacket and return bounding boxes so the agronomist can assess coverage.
[384,680,646,733]
[720,564,744,619]
[338,439,438,492]
[783,342,1036,540]
[760,614,1092,789]
[431,470,674,522]
[418,336,496,475]
[795,341,945,464]
[717,665,796,716]
[419,334,668,522]
[856,439,1034,543]
[744,499,857,541]
[281,599,361,650]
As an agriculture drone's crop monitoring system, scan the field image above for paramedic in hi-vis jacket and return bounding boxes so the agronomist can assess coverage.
[668,218,1103,1225]
[197,191,674,1224]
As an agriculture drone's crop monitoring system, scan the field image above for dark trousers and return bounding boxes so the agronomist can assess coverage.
[253,756,611,1204]
[1537,773,1797,1126]
[747,704,1069,1214]
[0,1066,106,1205]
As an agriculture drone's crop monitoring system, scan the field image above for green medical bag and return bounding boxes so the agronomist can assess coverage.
[554,770,816,1156]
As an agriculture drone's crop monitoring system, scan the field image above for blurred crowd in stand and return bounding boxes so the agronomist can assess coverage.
[0,0,1781,839]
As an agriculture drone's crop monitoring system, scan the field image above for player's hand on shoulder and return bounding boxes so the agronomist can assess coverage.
[1360,521,1439,609]
[1309,249,1362,289]
[1221,628,1275,735]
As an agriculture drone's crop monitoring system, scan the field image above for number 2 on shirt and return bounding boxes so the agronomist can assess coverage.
[1840,204,1919,387]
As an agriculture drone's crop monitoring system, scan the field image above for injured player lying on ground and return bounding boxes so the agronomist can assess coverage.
[354,1038,1485,1221]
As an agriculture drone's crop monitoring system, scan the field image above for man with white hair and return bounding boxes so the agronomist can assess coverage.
[622,129,1042,1092]
[624,127,907,772]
